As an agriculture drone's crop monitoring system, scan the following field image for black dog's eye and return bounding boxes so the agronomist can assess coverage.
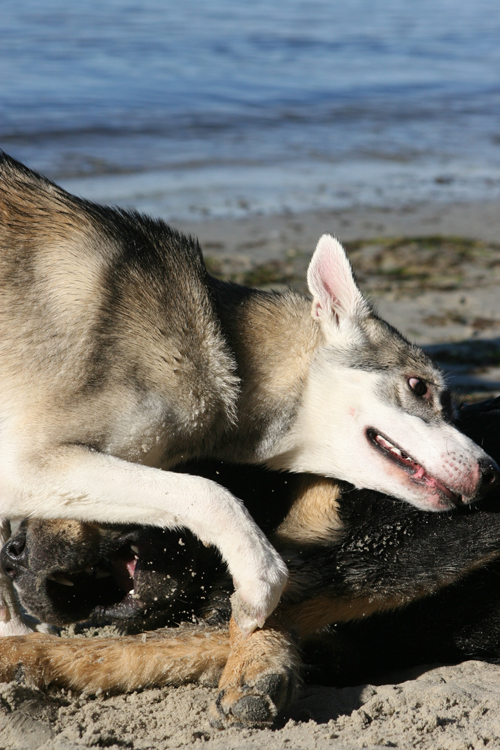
[408,377,428,397]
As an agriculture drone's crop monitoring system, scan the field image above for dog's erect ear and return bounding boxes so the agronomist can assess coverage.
[307,234,368,324]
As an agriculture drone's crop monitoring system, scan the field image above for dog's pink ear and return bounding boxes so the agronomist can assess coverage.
[307,234,367,323]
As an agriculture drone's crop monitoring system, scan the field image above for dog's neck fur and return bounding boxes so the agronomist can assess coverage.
[210,279,320,464]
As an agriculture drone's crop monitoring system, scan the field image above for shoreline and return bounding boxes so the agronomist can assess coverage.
[173,198,500,259]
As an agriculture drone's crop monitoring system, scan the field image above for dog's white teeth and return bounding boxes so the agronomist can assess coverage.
[131,545,140,556]
[47,574,74,587]
[375,433,413,462]
[377,435,395,451]
[95,568,112,579]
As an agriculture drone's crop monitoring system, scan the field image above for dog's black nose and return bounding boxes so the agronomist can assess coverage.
[0,532,27,579]
[477,457,500,498]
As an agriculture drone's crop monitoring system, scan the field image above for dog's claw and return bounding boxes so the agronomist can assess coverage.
[230,592,264,635]
[211,688,276,729]
[230,558,288,635]
[228,694,275,725]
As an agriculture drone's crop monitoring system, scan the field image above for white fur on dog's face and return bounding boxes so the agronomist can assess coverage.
[276,359,486,510]
[268,235,495,510]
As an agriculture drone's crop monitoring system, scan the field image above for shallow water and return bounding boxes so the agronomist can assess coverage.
[2,0,500,219]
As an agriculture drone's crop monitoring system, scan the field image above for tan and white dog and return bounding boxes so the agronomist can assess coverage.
[0,151,497,638]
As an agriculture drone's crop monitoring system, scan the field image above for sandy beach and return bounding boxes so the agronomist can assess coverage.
[2,198,500,750]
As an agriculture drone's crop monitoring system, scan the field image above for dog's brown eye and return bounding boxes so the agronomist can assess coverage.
[408,377,427,397]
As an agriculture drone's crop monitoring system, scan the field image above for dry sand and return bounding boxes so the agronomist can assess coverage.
[2,198,500,750]
[3,660,500,750]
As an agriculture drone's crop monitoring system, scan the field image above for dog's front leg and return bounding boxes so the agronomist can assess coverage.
[0,519,35,635]
[0,446,288,635]
[0,625,231,692]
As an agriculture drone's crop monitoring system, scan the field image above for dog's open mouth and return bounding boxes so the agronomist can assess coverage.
[44,540,142,618]
[47,544,138,589]
[46,549,138,590]
[90,542,147,620]
[42,527,220,627]
[366,428,462,506]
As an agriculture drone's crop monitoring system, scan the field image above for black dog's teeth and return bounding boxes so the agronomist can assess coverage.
[46,573,74,587]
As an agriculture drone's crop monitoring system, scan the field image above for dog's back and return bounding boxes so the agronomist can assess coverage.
[0,152,239,466]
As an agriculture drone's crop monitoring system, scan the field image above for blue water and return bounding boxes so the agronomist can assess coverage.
[2,0,500,220]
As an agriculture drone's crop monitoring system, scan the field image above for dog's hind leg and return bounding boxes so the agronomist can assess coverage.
[0,624,231,692]
[0,520,35,636]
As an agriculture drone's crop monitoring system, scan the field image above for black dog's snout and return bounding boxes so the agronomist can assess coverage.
[1,532,27,579]
[477,457,500,497]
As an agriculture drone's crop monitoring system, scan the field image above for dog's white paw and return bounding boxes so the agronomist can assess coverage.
[231,558,288,635]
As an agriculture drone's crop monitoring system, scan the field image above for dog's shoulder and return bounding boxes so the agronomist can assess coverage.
[0,153,240,458]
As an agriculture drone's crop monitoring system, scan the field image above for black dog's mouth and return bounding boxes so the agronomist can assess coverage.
[46,542,139,591]
[42,527,217,626]
[366,428,462,506]
[42,537,144,621]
